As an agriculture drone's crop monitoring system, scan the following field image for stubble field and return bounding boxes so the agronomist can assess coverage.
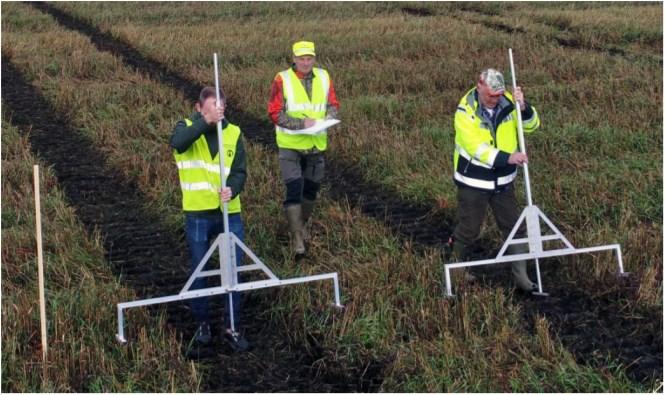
[2,2,662,392]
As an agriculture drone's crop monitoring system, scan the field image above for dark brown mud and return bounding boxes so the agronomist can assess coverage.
[520,276,661,383]
[401,6,434,17]
[19,1,664,387]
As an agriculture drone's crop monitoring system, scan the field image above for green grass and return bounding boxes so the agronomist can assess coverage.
[53,2,661,225]
[2,2,661,392]
[1,117,201,392]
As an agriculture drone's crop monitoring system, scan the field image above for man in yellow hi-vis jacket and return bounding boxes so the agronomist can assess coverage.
[268,41,340,258]
[450,68,541,291]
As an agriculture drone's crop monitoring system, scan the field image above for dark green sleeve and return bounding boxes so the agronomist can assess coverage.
[170,116,210,153]
[521,100,534,120]
[226,136,247,199]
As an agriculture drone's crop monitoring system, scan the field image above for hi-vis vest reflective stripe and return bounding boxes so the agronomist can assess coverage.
[453,88,540,191]
[174,119,241,213]
[275,67,330,151]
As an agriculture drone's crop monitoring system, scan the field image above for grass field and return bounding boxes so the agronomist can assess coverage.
[1,116,203,391]
[2,2,662,392]
[52,1,662,274]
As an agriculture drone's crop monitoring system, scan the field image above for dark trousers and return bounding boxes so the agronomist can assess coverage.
[278,148,325,206]
[453,184,525,248]
[185,213,244,329]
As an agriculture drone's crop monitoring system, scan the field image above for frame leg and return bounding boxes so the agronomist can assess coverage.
[228,293,236,332]
[444,266,454,298]
[615,246,630,277]
[227,234,237,333]
[332,274,344,308]
[116,306,127,344]
[531,258,549,296]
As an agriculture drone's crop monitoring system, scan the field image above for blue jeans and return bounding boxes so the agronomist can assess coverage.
[185,213,244,329]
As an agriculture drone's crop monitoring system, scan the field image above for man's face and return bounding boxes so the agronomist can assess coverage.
[197,96,223,115]
[477,80,504,109]
[293,55,315,74]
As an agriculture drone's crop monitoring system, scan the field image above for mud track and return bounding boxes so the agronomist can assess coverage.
[456,3,662,65]
[20,1,664,387]
[401,7,434,17]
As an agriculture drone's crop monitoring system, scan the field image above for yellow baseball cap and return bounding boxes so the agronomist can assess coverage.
[292,41,316,57]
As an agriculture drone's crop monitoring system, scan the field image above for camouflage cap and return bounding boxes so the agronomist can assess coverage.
[480,68,506,93]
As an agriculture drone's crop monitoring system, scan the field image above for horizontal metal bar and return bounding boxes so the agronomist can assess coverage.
[181,262,239,289]
[236,264,262,272]
[233,272,338,291]
[117,272,339,310]
[508,234,569,244]
[198,269,221,277]
[118,287,234,309]
[446,244,619,270]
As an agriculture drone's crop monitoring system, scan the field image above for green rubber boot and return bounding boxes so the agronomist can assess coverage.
[285,204,305,256]
[508,244,536,291]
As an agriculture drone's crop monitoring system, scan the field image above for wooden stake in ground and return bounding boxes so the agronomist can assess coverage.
[34,165,48,363]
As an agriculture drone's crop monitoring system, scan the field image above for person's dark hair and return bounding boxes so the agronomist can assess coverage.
[198,86,225,105]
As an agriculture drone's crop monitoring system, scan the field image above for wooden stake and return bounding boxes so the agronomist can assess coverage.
[34,165,47,364]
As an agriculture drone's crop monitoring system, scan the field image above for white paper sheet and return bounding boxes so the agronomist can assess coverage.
[279,119,341,135]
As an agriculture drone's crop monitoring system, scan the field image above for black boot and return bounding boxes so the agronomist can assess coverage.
[194,322,211,345]
[224,328,250,352]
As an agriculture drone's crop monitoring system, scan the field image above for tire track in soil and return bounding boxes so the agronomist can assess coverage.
[2,57,380,392]
[455,4,662,65]
[520,281,662,384]
[26,1,663,386]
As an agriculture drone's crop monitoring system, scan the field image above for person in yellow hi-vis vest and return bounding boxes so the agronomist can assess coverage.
[449,68,541,292]
[170,87,249,351]
[268,41,340,258]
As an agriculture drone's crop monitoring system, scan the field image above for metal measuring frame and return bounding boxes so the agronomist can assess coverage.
[115,53,343,343]
[443,48,629,298]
